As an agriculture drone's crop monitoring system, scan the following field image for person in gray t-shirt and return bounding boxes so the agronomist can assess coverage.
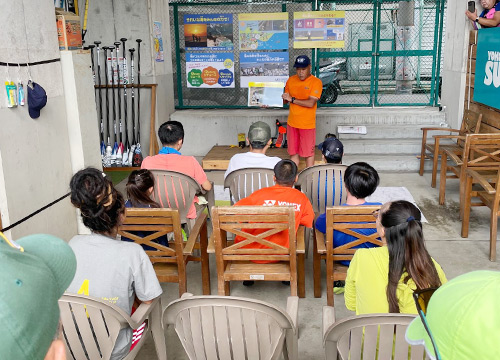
[67,168,162,360]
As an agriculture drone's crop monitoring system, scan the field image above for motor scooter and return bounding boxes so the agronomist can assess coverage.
[319,59,345,104]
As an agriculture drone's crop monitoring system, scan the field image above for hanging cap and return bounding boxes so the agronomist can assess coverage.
[28,82,47,119]
[406,270,500,360]
[0,234,76,359]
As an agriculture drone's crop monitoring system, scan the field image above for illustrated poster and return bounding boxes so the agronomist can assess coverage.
[184,14,234,51]
[240,52,289,88]
[153,21,164,62]
[293,11,345,49]
[239,12,288,50]
[186,53,235,88]
[248,82,284,107]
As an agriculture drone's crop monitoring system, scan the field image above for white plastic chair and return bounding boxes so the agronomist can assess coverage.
[323,306,428,359]
[164,293,299,360]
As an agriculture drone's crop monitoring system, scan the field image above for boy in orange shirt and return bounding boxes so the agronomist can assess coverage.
[234,160,314,285]
[282,55,323,168]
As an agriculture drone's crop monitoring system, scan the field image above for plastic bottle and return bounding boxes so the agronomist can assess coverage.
[18,81,25,106]
[5,81,17,107]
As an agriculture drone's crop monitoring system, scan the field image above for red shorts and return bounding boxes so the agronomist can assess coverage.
[287,125,316,158]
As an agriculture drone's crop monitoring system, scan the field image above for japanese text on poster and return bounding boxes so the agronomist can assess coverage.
[153,21,164,62]
[293,11,345,49]
[186,53,235,88]
[240,52,289,87]
[238,12,288,50]
[184,14,234,51]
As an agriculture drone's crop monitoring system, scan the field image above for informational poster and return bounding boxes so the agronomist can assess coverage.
[186,53,235,88]
[153,21,164,62]
[293,11,345,49]
[184,14,234,51]
[248,82,284,107]
[239,12,288,50]
[240,52,289,87]
[473,28,500,110]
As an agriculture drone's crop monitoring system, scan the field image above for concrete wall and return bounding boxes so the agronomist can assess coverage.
[82,0,175,156]
[0,0,77,240]
[441,0,484,129]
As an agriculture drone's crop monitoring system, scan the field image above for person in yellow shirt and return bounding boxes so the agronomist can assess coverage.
[282,55,323,168]
[345,200,447,315]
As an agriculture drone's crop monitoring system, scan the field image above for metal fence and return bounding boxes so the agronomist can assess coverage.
[169,0,446,109]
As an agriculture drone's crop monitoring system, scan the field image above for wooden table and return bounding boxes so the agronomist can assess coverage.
[202,146,323,172]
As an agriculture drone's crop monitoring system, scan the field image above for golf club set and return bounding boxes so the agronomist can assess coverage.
[85,38,143,168]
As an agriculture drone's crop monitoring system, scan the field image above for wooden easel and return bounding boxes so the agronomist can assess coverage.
[96,83,159,172]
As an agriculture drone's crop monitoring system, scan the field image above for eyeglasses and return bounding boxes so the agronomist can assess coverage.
[372,209,380,219]
[413,288,441,360]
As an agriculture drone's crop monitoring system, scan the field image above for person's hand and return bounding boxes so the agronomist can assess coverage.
[465,9,478,21]
[282,92,292,102]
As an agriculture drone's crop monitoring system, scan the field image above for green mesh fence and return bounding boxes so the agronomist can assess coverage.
[169,0,446,108]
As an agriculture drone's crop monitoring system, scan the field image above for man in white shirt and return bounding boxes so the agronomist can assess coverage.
[225,121,281,179]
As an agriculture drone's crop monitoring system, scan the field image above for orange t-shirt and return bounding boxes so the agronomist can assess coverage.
[234,185,314,255]
[284,74,323,129]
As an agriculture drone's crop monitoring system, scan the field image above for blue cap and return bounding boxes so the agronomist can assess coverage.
[293,55,311,68]
[28,82,47,119]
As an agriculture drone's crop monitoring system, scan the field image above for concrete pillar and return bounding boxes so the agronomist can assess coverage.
[441,0,481,129]
[0,0,78,240]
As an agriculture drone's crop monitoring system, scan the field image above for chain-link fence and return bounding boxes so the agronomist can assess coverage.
[169,0,446,109]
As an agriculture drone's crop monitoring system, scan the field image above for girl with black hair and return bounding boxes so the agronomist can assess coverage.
[121,169,170,247]
[66,168,162,359]
[345,200,447,314]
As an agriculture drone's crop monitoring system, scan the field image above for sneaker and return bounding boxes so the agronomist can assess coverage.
[281,281,290,286]
[334,280,345,288]
[243,280,255,286]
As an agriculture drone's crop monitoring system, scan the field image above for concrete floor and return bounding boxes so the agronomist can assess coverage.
[122,171,500,359]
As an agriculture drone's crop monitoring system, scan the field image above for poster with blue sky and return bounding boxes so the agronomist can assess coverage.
[239,12,288,50]
[240,52,289,87]
[184,14,234,51]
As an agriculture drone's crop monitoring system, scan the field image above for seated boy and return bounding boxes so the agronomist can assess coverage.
[315,162,381,267]
[234,160,314,285]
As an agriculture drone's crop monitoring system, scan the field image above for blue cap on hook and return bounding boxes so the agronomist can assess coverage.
[27,82,47,119]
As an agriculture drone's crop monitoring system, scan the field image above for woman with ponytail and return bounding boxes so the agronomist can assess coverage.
[345,200,447,314]
[66,168,162,359]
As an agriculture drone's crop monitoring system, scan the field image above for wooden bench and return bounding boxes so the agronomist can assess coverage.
[439,134,500,213]
[202,145,323,172]
[419,109,482,188]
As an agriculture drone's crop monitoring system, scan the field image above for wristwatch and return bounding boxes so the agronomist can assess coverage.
[291,97,296,104]
[475,17,480,23]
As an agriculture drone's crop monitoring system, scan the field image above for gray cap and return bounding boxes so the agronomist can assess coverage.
[248,121,272,145]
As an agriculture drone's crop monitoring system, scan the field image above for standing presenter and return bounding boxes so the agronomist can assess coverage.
[282,55,323,168]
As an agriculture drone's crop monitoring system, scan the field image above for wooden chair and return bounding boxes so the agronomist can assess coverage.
[118,208,210,296]
[462,166,500,261]
[211,206,306,298]
[224,167,275,204]
[150,169,214,230]
[322,306,428,360]
[419,110,482,188]
[295,164,348,257]
[164,293,299,360]
[439,134,500,214]
[313,205,382,306]
[59,293,166,360]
